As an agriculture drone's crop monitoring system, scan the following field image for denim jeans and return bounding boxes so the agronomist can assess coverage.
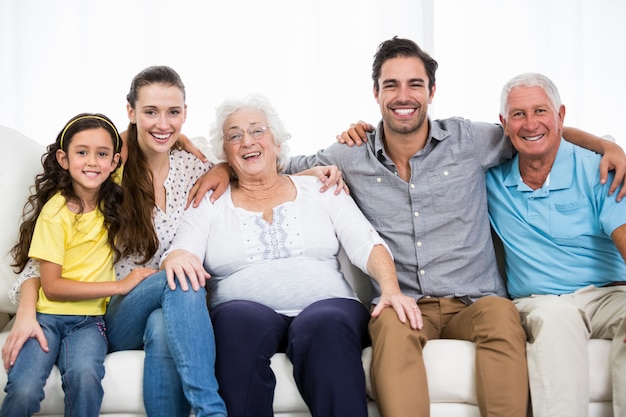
[0,314,107,417]
[105,270,226,417]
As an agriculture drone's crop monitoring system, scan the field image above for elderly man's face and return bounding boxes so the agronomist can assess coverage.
[500,86,565,161]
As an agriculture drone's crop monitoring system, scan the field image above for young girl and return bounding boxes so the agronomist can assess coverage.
[0,113,155,417]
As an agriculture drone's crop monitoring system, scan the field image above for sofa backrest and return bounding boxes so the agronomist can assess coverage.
[0,126,44,313]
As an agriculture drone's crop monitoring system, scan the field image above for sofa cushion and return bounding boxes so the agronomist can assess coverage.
[0,125,44,313]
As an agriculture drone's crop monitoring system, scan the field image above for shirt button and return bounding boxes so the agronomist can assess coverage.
[443,171,449,176]
[416,241,422,247]
[376,177,382,183]
[410,184,415,189]
[414,212,419,217]
[420,269,425,275]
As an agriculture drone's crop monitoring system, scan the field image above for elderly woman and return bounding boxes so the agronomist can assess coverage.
[160,95,417,417]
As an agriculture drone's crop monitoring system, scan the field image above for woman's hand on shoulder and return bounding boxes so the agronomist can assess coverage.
[162,249,211,292]
[296,165,349,195]
[187,163,233,208]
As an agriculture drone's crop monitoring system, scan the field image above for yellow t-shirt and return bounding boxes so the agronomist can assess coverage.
[29,192,115,315]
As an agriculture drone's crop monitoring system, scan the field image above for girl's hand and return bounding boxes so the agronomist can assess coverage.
[117,268,157,295]
[2,312,48,371]
[162,249,211,292]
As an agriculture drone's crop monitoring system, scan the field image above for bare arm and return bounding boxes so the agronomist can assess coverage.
[366,245,422,330]
[562,127,626,201]
[39,260,155,301]
[1,278,47,370]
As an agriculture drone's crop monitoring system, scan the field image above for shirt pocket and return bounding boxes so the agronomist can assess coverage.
[550,198,595,239]
[426,163,466,212]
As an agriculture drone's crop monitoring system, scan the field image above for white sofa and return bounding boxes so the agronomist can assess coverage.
[0,125,615,416]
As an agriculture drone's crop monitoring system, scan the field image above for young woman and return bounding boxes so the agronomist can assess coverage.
[1,113,154,417]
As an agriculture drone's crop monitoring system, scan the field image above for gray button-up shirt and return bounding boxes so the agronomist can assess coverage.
[287,117,513,303]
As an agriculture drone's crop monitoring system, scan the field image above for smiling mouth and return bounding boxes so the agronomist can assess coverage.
[523,134,544,142]
[152,132,172,141]
[243,152,261,159]
[393,108,416,116]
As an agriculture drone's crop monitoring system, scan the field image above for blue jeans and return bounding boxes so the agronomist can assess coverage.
[105,270,226,417]
[0,314,107,417]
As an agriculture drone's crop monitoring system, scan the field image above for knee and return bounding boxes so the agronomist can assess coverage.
[476,296,520,323]
[303,299,361,328]
[144,309,169,355]
[474,297,526,341]
[369,307,425,350]
[65,359,105,386]
[524,301,585,338]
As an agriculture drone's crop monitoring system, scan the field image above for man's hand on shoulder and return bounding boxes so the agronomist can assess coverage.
[336,120,374,146]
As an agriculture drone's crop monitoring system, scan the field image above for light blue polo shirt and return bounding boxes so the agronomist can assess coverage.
[486,139,626,298]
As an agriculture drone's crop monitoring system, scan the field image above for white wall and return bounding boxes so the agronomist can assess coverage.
[0,0,430,156]
[1,0,624,155]
[432,0,626,150]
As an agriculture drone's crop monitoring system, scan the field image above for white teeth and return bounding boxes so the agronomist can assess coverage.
[394,108,415,115]
[524,134,543,141]
[153,133,170,140]
[243,152,261,159]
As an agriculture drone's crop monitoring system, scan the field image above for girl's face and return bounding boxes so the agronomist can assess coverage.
[56,127,120,198]
[127,83,187,157]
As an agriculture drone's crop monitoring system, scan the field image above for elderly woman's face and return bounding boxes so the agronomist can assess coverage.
[223,108,279,178]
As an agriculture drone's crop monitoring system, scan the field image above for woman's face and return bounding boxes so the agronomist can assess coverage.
[127,83,186,156]
[222,108,279,179]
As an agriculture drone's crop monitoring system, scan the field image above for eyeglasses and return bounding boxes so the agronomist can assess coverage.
[224,123,269,144]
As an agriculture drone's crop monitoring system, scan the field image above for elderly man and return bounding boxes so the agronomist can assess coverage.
[486,72,626,417]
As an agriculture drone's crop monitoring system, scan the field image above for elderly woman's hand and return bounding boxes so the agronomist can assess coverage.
[162,249,211,292]
[296,165,349,195]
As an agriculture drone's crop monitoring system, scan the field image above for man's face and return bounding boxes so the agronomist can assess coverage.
[501,86,565,160]
[374,56,434,136]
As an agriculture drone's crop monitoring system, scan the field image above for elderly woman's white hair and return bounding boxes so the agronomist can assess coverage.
[209,94,292,173]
